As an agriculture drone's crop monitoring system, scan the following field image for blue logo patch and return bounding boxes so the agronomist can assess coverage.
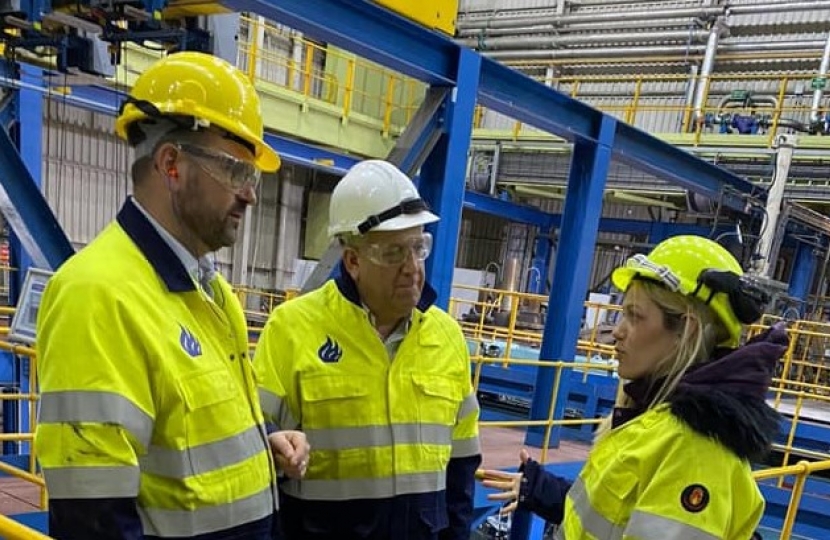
[318,336,343,363]
[179,325,203,357]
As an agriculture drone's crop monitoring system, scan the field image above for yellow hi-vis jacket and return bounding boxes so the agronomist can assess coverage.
[35,199,277,538]
[556,404,764,540]
[255,278,480,531]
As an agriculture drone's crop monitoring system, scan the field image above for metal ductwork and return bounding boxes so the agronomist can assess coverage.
[810,33,830,124]
[460,30,709,51]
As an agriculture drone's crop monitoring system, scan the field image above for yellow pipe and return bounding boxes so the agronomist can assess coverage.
[246,19,258,80]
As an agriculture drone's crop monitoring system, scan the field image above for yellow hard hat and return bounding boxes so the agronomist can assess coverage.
[115,51,280,172]
[612,235,769,347]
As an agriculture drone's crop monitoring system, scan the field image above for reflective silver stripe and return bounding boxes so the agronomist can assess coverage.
[627,510,721,540]
[282,471,445,500]
[306,423,452,451]
[258,388,299,430]
[140,426,267,479]
[139,486,273,537]
[457,393,479,421]
[39,390,153,448]
[568,476,625,539]
[44,465,140,498]
[451,435,481,458]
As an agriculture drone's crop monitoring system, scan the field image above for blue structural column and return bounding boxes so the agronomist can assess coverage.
[2,64,44,455]
[510,117,616,540]
[789,242,817,313]
[421,48,481,309]
[525,116,617,448]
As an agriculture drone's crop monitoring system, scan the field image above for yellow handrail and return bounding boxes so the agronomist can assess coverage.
[0,515,52,540]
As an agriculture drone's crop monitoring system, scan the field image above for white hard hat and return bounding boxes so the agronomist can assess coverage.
[328,160,439,237]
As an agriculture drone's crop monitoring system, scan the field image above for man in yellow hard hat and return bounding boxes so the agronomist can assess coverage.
[35,51,308,539]
[255,160,482,540]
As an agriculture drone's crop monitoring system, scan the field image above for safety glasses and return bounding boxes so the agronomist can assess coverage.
[359,232,433,266]
[176,143,261,193]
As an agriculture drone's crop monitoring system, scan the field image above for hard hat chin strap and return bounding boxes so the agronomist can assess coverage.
[357,197,430,235]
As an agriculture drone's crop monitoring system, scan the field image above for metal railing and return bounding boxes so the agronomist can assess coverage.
[473,71,830,150]
[3,283,830,539]
[236,15,422,135]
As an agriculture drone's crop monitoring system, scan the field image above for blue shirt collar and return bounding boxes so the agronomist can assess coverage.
[333,260,437,312]
[116,196,197,293]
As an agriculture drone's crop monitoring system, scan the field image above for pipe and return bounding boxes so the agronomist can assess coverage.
[460,29,709,51]
[692,22,723,124]
[729,1,830,15]
[457,18,697,38]
[456,6,723,31]
[756,134,797,278]
[485,44,706,61]
[482,39,829,62]
[810,33,830,123]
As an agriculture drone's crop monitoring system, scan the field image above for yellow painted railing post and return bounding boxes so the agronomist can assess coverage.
[781,462,809,540]
[246,18,259,81]
[767,76,789,147]
[382,76,396,137]
[302,43,314,97]
[343,58,355,121]
[627,78,643,125]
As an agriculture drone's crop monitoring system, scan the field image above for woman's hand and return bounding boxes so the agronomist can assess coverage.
[477,449,532,515]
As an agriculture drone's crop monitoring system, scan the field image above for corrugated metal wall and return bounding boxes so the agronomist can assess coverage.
[42,101,131,247]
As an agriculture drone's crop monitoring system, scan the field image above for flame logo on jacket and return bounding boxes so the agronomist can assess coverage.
[318,336,343,363]
[179,325,203,358]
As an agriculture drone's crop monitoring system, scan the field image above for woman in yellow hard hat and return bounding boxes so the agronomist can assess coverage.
[478,235,786,540]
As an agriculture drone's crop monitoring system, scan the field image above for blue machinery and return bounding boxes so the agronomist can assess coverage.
[0,0,827,537]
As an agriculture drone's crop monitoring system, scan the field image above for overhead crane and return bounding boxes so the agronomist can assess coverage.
[0,0,775,474]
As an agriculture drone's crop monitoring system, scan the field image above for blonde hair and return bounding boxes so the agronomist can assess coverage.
[594,279,729,440]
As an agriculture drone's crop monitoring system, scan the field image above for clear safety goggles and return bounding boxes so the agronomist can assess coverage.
[360,232,433,266]
[177,143,261,193]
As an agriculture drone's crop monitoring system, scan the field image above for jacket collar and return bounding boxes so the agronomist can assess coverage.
[333,260,437,312]
[116,196,196,293]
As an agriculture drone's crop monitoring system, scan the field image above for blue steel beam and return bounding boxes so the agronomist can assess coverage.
[525,116,617,451]
[214,0,763,208]
[0,104,73,272]
[219,0,458,85]
[789,242,818,308]
[612,123,759,211]
[421,49,481,308]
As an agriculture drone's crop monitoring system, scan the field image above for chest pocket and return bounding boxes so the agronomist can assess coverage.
[179,368,248,444]
[300,374,371,429]
[576,456,639,536]
[412,373,462,426]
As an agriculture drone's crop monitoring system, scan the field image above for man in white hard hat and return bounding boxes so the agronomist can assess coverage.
[255,159,481,540]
